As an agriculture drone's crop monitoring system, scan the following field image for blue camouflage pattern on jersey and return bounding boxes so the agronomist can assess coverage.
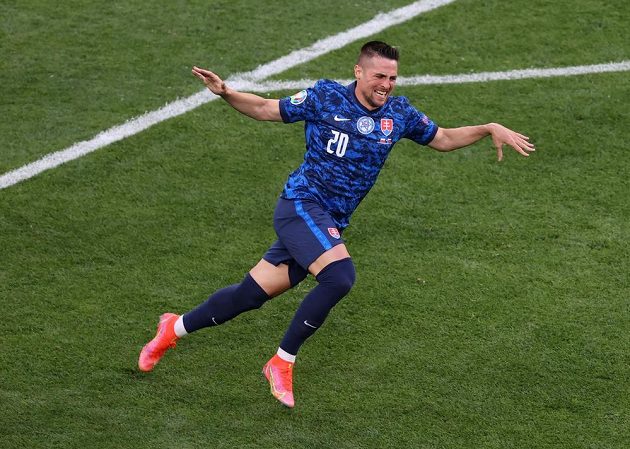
[279,79,438,229]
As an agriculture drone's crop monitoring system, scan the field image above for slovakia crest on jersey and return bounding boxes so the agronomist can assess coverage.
[328,227,341,239]
[381,118,394,136]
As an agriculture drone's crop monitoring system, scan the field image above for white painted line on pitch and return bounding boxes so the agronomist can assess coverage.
[0,0,457,190]
[0,90,214,191]
[233,0,458,82]
[242,61,630,92]
[398,60,630,85]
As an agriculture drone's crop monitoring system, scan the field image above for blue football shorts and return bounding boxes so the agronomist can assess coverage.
[263,197,345,271]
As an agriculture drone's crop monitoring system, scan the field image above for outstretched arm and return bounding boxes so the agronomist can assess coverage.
[428,123,535,161]
[192,66,282,122]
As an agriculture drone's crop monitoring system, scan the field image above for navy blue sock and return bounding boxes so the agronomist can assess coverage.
[279,257,355,356]
[182,273,270,333]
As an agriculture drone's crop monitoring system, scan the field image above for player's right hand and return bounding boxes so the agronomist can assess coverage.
[192,66,228,96]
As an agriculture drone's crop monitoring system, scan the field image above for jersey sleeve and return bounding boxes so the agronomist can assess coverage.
[401,99,438,145]
[279,80,326,123]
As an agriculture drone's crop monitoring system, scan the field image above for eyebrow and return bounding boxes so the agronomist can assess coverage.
[374,72,398,78]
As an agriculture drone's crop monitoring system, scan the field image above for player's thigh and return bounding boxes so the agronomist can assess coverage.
[249,258,291,297]
[274,198,347,273]
[308,243,351,276]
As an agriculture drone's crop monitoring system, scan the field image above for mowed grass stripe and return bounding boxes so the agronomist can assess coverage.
[2,59,628,191]
[0,0,457,191]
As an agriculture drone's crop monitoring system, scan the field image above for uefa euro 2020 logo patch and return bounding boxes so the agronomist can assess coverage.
[357,116,375,135]
[290,90,308,105]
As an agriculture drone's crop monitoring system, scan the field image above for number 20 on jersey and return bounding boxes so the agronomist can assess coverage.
[326,130,349,157]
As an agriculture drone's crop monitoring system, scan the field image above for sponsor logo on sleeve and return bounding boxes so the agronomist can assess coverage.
[290,90,308,105]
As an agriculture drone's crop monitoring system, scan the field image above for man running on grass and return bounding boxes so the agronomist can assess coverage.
[138,41,535,408]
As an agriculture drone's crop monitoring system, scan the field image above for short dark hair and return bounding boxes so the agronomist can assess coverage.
[358,41,399,63]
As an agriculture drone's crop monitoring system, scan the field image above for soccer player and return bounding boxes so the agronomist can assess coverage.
[138,41,535,408]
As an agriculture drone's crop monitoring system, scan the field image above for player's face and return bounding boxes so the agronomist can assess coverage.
[354,56,398,110]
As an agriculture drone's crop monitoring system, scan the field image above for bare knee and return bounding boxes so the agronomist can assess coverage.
[249,259,291,297]
[308,244,351,277]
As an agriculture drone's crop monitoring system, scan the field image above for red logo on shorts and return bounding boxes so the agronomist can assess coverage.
[328,227,340,239]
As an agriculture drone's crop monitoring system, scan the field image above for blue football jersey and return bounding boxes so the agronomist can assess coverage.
[279,79,438,229]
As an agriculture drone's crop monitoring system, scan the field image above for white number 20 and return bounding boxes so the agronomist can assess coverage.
[326,130,349,157]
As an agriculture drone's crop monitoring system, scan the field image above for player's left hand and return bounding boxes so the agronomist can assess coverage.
[489,123,536,161]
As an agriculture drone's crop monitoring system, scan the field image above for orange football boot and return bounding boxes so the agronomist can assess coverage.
[138,313,180,372]
[262,355,295,408]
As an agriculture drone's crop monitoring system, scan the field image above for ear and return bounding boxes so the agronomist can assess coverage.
[354,64,362,80]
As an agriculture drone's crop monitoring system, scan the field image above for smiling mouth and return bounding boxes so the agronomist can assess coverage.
[375,89,388,99]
